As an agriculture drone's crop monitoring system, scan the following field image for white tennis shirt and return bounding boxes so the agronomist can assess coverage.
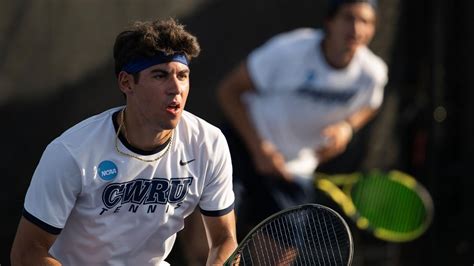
[23,107,235,265]
[245,28,388,179]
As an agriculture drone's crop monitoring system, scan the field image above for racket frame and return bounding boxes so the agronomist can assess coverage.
[314,170,434,242]
[224,203,354,265]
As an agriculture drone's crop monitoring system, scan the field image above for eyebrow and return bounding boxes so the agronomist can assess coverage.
[149,69,168,74]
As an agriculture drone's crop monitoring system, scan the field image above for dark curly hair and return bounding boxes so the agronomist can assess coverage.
[113,18,201,77]
[327,0,377,18]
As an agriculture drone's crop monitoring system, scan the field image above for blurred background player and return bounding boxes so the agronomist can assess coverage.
[10,18,237,265]
[216,0,388,239]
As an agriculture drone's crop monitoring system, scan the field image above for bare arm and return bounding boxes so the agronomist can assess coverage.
[202,210,238,265]
[216,61,291,181]
[11,217,61,266]
[317,107,379,162]
[345,106,379,132]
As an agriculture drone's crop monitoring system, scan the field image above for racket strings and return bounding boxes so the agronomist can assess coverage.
[233,206,351,265]
[351,173,427,234]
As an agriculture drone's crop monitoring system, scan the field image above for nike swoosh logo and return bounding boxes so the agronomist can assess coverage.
[179,159,195,166]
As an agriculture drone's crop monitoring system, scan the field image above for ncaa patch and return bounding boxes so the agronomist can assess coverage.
[98,160,118,181]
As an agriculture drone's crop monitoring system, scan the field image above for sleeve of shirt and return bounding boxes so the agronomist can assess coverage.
[368,76,387,110]
[351,55,388,111]
[199,131,235,217]
[367,56,389,109]
[247,33,289,93]
[23,141,82,234]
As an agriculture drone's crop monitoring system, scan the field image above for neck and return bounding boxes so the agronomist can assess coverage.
[321,38,355,69]
[119,108,172,151]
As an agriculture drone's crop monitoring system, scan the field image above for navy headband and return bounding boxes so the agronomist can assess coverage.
[122,52,188,74]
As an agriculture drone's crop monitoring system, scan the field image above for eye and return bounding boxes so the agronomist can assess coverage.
[177,72,189,81]
[342,14,355,24]
[154,73,167,79]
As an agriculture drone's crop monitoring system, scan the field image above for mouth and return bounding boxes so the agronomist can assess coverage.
[345,38,362,51]
[346,37,359,44]
[166,101,181,115]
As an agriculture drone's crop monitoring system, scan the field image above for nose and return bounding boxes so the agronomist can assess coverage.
[167,76,183,95]
[354,20,364,36]
[348,17,359,36]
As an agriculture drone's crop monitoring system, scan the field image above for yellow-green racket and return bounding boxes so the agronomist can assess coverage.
[314,170,434,242]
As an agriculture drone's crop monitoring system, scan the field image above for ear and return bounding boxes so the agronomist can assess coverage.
[117,71,134,95]
[323,18,332,34]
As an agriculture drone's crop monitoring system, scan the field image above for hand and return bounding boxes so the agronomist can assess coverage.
[316,121,353,163]
[251,140,293,182]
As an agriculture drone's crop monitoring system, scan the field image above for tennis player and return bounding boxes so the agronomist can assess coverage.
[217,0,388,237]
[10,18,237,265]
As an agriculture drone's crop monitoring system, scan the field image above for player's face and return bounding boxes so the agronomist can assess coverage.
[326,3,376,53]
[128,61,190,131]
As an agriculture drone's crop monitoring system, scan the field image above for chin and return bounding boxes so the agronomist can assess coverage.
[165,119,181,130]
[346,43,360,53]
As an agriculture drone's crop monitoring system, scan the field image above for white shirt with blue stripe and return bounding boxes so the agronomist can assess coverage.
[23,107,234,265]
[244,28,388,181]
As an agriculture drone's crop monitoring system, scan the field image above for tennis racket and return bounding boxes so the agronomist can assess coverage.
[314,170,434,242]
[225,203,354,266]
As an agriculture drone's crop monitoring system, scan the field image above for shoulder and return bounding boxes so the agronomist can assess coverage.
[247,28,323,81]
[177,112,229,162]
[268,28,321,45]
[178,111,225,141]
[54,107,119,147]
[356,47,388,83]
[251,28,322,56]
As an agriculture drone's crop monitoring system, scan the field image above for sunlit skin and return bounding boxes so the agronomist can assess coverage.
[323,3,376,68]
[117,61,190,151]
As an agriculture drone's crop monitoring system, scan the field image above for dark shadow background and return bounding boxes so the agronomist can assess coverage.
[1,0,473,265]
